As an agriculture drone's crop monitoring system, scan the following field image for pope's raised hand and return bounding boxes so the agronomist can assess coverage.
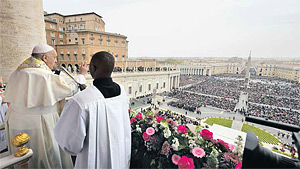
[79,62,88,76]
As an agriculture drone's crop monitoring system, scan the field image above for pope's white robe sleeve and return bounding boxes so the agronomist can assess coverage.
[54,99,86,155]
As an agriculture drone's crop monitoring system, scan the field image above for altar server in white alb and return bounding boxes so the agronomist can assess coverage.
[4,44,88,169]
[54,51,131,169]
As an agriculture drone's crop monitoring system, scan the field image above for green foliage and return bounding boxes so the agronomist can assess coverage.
[204,118,233,128]
[241,124,280,145]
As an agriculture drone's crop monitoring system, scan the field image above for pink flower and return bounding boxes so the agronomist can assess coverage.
[172,154,181,165]
[177,125,187,134]
[130,118,137,124]
[128,109,131,113]
[178,156,195,169]
[142,132,150,141]
[156,116,164,123]
[199,129,213,140]
[229,144,235,151]
[236,163,242,169]
[136,112,142,120]
[192,147,205,158]
[146,127,155,136]
[217,139,229,149]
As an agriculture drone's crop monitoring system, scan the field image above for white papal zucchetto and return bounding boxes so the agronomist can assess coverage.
[32,44,55,54]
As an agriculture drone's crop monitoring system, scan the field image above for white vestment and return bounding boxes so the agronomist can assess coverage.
[4,68,85,169]
[54,85,131,169]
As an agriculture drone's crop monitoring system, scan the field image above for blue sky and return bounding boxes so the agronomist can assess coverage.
[44,0,300,59]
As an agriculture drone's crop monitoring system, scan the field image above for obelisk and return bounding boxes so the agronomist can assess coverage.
[244,51,251,88]
[0,0,46,81]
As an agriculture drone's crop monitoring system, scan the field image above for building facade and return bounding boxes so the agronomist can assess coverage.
[84,70,181,99]
[256,63,300,82]
[44,12,128,71]
[177,58,245,76]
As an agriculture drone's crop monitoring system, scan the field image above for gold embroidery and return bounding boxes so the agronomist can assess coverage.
[18,57,51,72]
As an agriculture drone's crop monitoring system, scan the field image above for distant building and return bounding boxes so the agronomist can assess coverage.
[177,58,245,76]
[256,62,300,82]
[44,12,181,98]
[44,12,128,71]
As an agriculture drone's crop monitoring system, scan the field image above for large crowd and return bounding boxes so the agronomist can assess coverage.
[167,74,300,126]
[182,75,300,110]
[246,104,300,126]
[165,90,237,112]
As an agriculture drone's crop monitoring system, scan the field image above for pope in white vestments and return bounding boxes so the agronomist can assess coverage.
[54,51,131,169]
[4,44,88,168]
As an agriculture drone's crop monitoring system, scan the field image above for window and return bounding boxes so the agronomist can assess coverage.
[59,27,63,31]
[90,39,93,44]
[122,55,125,61]
[61,54,64,60]
[59,34,63,38]
[51,39,55,45]
[129,87,132,94]
[60,40,63,44]
[115,41,118,46]
[139,85,142,92]
[148,84,151,91]
[80,18,82,21]
[115,55,118,61]
[163,82,166,88]
[156,83,159,89]
[74,55,78,61]
[74,24,78,30]
[99,39,103,45]
[82,38,85,44]
[107,41,110,46]
[52,18,56,22]
[50,24,54,29]
[82,54,86,60]
[67,54,71,61]
[80,24,84,29]
[50,33,55,37]
[95,26,98,31]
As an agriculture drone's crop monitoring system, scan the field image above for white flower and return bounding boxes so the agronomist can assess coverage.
[152,123,159,131]
[163,129,171,138]
[136,125,142,133]
[172,137,180,151]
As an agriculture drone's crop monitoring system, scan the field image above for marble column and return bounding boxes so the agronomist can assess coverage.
[0,0,46,81]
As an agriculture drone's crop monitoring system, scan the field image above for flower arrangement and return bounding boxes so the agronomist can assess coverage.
[130,109,242,169]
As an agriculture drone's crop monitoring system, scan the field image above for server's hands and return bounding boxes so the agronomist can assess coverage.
[78,84,87,91]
